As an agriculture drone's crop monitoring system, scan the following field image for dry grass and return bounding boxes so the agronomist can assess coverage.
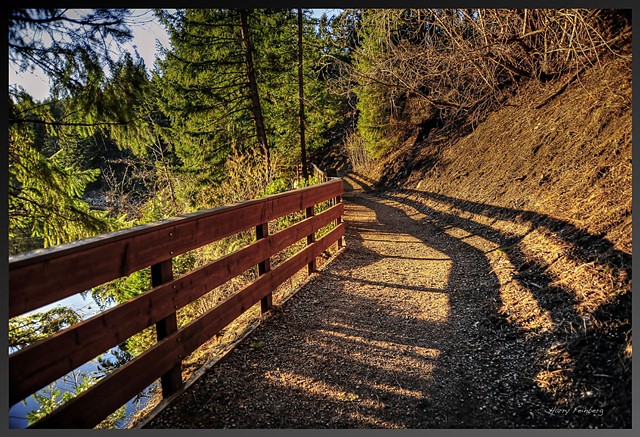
[343,128,376,175]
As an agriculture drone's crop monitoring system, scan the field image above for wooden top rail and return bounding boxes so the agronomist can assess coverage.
[9,179,345,428]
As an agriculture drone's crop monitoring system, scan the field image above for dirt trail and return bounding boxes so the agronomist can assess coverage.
[142,175,616,428]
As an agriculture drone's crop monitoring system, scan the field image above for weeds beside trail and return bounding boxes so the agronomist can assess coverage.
[142,178,629,429]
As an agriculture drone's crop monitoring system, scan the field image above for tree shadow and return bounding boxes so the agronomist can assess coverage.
[340,193,548,427]
[380,189,631,428]
[343,172,375,193]
[401,189,631,270]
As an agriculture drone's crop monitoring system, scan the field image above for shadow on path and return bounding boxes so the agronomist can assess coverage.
[381,189,631,428]
[143,188,630,429]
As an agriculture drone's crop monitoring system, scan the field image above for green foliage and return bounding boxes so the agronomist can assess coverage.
[121,326,158,358]
[8,10,155,254]
[26,385,72,424]
[66,53,156,157]
[8,99,116,251]
[261,9,344,158]
[352,10,397,157]
[9,307,81,351]
[9,11,153,156]
[355,82,394,157]
[97,268,152,305]
[173,252,198,276]
[263,178,288,196]
[25,370,126,428]
[155,9,252,182]
[156,9,344,184]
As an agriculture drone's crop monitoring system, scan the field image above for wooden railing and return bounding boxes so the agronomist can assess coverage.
[311,162,329,183]
[9,179,344,428]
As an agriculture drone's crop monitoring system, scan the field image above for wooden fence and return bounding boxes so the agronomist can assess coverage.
[311,162,329,183]
[9,179,344,428]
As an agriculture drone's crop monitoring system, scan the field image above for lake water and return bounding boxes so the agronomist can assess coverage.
[8,292,156,429]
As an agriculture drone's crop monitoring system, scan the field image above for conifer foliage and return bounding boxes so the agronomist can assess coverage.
[8,9,149,252]
[155,9,342,185]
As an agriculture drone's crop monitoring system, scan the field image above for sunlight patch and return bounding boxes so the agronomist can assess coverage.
[346,410,403,428]
[486,250,556,333]
[369,381,428,400]
[534,343,575,397]
[264,369,362,403]
[444,227,501,252]
[315,327,441,378]
[354,254,452,298]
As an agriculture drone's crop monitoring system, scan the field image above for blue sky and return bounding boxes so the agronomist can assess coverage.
[9,9,341,101]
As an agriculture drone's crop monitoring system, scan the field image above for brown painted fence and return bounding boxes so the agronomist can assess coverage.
[311,162,329,183]
[9,179,344,428]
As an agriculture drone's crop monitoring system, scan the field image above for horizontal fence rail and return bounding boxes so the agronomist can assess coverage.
[9,179,345,428]
[311,162,329,183]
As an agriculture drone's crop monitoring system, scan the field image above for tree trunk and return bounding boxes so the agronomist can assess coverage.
[239,10,271,181]
[298,8,308,182]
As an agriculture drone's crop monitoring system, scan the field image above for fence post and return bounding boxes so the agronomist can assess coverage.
[336,194,343,250]
[306,204,317,274]
[256,222,272,313]
[151,258,183,398]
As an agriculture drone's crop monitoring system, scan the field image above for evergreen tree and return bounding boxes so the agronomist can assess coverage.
[297,8,308,181]
[251,9,343,169]
[352,10,397,157]
[8,92,113,252]
[156,9,343,186]
[8,9,154,252]
[239,9,271,179]
[156,9,256,183]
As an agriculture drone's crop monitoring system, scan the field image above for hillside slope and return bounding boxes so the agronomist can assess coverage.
[382,55,631,255]
[358,53,631,427]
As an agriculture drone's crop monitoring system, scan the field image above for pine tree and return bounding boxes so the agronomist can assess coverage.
[8,93,114,252]
[8,9,154,252]
[156,9,255,183]
[155,9,343,186]
[352,10,397,157]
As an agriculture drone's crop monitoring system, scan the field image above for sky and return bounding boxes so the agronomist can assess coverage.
[9,9,341,102]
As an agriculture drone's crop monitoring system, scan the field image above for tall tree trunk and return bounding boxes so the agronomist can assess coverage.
[298,8,309,182]
[239,10,271,181]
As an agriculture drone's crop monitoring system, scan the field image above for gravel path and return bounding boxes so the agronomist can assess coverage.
[142,177,559,428]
